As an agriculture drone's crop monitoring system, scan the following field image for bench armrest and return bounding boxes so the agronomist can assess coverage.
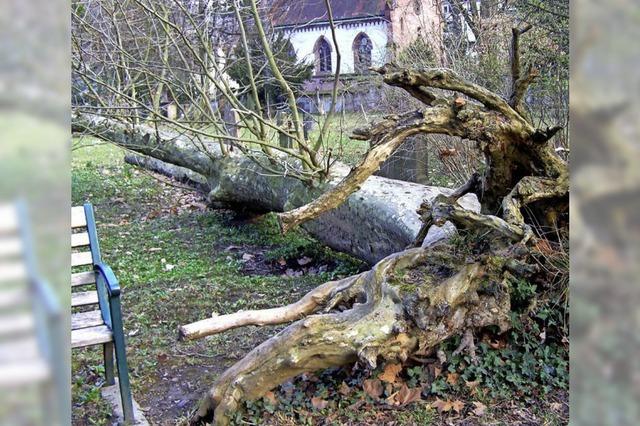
[94,262,121,297]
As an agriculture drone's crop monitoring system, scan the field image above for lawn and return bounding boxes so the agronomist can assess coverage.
[71,138,365,424]
[71,137,568,425]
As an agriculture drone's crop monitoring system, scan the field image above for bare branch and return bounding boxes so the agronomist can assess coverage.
[179,273,364,340]
[509,24,538,116]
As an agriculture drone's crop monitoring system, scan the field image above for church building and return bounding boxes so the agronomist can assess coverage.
[269,0,442,77]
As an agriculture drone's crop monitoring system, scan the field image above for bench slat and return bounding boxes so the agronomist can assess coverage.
[0,359,50,387]
[0,261,27,284]
[72,310,104,330]
[0,313,34,336]
[71,251,93,267]
[71,206,87,228]
[0,237,22,258]
[72,271,95,287]
[0,337,39,362]
[0,288,28,309]
[0,204,18,234]
[71,232,90,248]
[71,325,113,348]
[71,291,99,307]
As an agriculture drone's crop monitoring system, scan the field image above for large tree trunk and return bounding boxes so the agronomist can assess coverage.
[72,115,479,264]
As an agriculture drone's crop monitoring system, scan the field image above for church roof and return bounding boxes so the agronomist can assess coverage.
[270,0,389,27]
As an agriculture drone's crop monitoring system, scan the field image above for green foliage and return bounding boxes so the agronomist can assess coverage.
[510,278,538,309]
[431,276,568,400]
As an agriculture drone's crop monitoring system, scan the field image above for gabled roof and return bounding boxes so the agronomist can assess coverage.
[270,0,389,27]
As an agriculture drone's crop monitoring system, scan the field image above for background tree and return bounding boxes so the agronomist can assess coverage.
[72,0,342,183]
[227,32,313,115]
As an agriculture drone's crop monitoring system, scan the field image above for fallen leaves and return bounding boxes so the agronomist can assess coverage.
[386,384,422,406]
[550,401,564,411]
[446,372,459,386]
[378,363,402,384]
[465,379,481,396]
[263,391,277,405]
[338,381,351,396]
[431,398,465,413]
[160,258,175,271]
[472,401,487,416]
[363,379,384,399]
[297,256,312,266]
[241,253,255,262]
[310,397,328,410]
[452,400,465,413]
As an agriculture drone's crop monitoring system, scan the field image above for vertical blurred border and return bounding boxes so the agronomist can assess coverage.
[572,0,640,424]
[0,0,70,424]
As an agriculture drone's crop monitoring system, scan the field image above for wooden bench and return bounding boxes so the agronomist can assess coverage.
[72,203,134,423]
[0,201,67,424]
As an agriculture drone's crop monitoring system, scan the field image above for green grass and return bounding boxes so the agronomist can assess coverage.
[71,137,363,425]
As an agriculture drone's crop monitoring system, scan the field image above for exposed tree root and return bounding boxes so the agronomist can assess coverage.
[178,274,366,340]
[188,246,513,425]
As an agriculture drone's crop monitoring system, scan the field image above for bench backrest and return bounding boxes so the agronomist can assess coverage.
[0,203,27,285]
[71,204,111,327]
[0,202,56,386]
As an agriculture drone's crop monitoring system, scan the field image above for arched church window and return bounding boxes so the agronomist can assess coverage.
[314,37,332,74]
[353,33,373,73]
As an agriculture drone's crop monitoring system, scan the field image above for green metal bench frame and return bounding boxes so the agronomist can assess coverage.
[76,203,134,423]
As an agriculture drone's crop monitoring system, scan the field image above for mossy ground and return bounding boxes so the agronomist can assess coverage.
[71,137,568,425]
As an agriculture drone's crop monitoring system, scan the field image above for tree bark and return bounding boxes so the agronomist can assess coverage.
[179,29,568,425]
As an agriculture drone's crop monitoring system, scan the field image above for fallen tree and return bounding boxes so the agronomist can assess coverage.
[72,115,479,264]
[72,2,568,422]
[177,27,567,425]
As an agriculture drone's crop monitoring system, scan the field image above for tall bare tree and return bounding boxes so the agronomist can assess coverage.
[72,0,344,183]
